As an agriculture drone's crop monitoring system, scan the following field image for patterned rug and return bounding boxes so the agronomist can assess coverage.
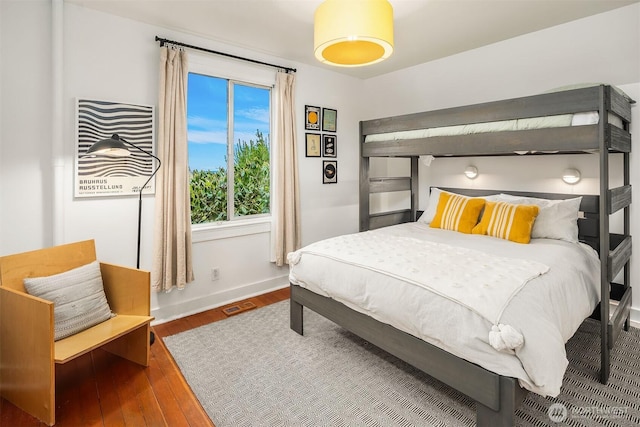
[163,301,640,426]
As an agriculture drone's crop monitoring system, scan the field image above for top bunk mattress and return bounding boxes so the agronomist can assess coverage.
[361,84,633,156]
[364,111,622,144]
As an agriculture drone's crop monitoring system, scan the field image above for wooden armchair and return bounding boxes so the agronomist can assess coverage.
[0,240,154,426]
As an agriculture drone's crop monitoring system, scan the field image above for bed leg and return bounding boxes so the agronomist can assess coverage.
[476,377,525,427]
[290,298,304,335]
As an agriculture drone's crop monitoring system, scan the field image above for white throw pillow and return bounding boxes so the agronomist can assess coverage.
[497,194,582,243]
[23,260,114,341]
[418,188,444,224]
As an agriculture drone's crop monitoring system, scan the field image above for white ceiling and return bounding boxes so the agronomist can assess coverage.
[66,0,638,79]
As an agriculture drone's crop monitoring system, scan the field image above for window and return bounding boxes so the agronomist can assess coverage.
[187,72,271,224]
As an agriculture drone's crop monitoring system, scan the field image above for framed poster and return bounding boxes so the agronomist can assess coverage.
[75,99,155,198]
[323,160,337,184]
[322,135,336,157]
[305,133,321,157]
[322,108,337,132]
[305,105,321,130]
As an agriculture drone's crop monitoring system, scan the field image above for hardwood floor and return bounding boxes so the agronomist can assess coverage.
[0,287,290,426]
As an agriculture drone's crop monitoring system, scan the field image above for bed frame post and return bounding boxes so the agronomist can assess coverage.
[290,289,304,335]
[476,377,526,427]
[359,121,370,231]
[622,117,631,334]
[598,85,611,384]
[410,156,418,221]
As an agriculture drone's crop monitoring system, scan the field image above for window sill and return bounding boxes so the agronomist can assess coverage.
[192,217,272,243]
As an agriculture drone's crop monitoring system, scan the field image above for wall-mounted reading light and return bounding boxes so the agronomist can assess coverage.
[464,166,478,179]
[562,168,581,184]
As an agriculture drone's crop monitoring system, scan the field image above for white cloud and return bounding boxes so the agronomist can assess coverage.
[236,107,269,124]
[188,115,226,130]
[188,112,270,145]
[188,129,227,145]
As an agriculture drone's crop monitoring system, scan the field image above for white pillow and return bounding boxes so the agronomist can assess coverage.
[496,194,582,242]
[418,188,444,224]
[571,111,599,126]
[23,260,114,341]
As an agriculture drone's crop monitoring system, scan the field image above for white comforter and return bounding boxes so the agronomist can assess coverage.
[288,223,601,397]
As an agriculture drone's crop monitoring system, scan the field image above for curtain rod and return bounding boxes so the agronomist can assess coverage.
[155,36,297,73]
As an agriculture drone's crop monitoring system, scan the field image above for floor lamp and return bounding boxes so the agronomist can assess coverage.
[86,133,160,345]
[86,133,161,269]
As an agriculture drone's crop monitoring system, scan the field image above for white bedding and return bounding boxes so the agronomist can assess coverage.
[288,223,601,397]
[364,111,622,147]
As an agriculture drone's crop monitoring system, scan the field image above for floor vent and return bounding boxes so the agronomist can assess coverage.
[222,301,257,316]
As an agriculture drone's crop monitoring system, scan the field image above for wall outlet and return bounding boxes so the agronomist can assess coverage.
[211,267,220,281]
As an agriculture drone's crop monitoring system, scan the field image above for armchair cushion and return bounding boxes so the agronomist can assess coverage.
[23,260,114,340]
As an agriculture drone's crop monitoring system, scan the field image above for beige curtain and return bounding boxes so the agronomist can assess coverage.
[152,46,194,292]
[273,71,301,266]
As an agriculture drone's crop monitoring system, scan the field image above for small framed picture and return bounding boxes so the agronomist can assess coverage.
[323,160,337,184]
[322,135,336,157]
[305,133,321,157]
[322,108,337,132]
[305,105,321,130]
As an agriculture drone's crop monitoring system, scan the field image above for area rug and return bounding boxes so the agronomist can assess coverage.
[163,301,640,426]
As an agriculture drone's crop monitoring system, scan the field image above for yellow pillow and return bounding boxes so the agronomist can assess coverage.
[429,193,485,234]
[472,201,539,243]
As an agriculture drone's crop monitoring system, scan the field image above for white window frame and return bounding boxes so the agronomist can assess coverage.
[188,52,276,241]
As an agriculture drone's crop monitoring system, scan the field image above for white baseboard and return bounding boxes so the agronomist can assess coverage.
[151,275,289,325]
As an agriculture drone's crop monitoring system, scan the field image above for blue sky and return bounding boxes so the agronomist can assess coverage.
[187,73,270,171]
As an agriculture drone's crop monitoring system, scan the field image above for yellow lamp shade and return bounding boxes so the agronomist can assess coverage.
[314,0,394,67]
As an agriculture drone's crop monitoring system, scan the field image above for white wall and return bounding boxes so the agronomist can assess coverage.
[1,1,638,324]
[0,1,52,253]
[361,3,640,322]
[0,1,363,323]
[361,4,639,119]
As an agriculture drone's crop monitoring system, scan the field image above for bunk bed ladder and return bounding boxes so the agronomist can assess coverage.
[359,124,418,231]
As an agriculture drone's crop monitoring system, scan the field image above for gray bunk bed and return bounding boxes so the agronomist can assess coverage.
[290,84,633,426]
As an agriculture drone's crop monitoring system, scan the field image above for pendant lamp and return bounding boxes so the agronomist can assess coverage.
[314,0,394,67]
